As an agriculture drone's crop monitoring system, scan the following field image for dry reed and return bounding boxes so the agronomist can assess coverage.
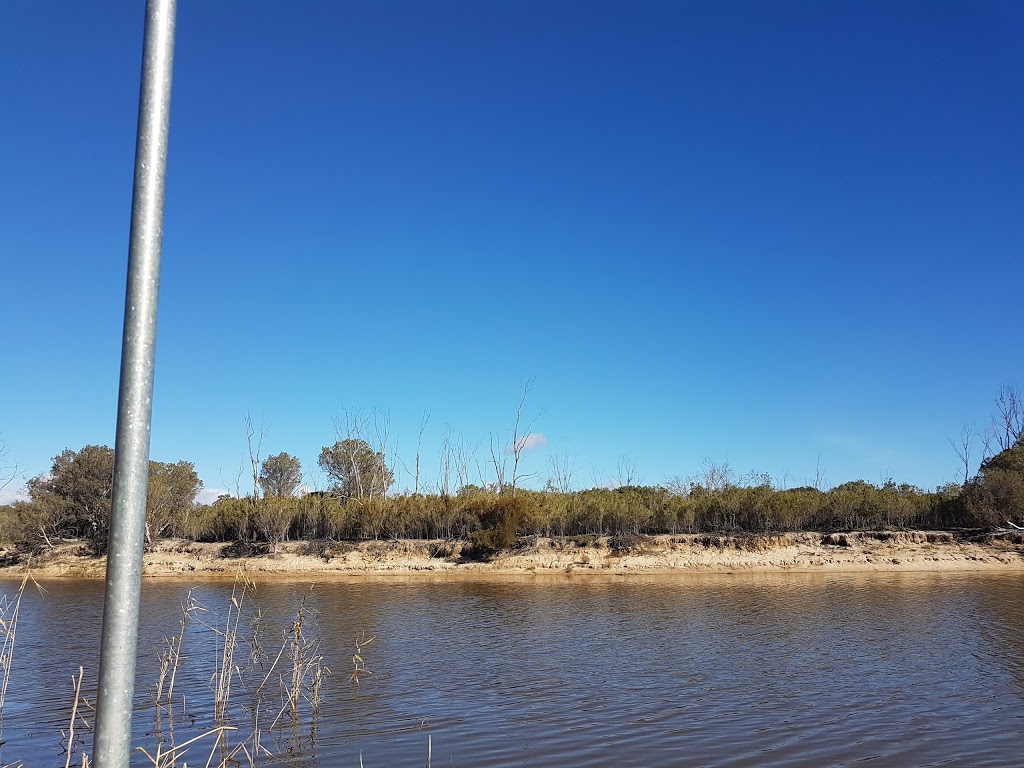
[0,575,437,768]
[349,631,376,685]
[0,575,30,723]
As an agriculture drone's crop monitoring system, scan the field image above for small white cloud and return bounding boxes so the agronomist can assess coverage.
[508,432,548,454]
[196,487,231,505]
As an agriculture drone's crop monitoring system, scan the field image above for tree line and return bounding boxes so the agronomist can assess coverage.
[1,388,1022,554]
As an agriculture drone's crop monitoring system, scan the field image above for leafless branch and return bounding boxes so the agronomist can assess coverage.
[615,454,640,488]
[415,411,429,495]
[993,383,1023,452]
[509,379,540,495]
[245,413,266,501]
[0,438,22,492]
[949,425,973,487]
[546,451,578,494]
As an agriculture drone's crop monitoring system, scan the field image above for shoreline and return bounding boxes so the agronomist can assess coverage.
[2,530,1022,580]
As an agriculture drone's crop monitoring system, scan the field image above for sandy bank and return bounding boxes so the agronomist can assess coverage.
[2,531,1023,580]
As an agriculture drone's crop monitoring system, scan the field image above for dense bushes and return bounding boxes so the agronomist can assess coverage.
[4,446,1023,555]
[121,472,1015,550]
[0,446,199,553]
[962,445,1024,528]
[4,473,1021,554]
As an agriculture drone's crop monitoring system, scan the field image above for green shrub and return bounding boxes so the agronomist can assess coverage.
[472,495,529,552]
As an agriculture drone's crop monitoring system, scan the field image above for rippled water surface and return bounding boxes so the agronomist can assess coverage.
[1,572,1023,767]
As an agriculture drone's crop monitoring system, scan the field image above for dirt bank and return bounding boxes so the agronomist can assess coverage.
[2,531,1022,580]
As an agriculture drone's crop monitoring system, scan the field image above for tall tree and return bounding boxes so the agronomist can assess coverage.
[259,452,302,498]
[146,460,202,542]
[965,444,1024,527]
[28,445,115,547]
[318,439,393,500]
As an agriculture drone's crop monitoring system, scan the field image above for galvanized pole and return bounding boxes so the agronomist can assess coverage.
[93,0,176,765]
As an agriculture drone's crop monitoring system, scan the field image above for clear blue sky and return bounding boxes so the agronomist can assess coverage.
[2,0,1021,502]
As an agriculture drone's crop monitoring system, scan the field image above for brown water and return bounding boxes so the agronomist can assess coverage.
[1,572,1022,767]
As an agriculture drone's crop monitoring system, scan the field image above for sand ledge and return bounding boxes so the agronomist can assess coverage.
[2,531,1022,579]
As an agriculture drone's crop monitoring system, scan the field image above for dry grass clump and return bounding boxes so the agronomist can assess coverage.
[426,539,462,559]
[301,538,356,561]
[608,534,646,555]
[219,541,272,559]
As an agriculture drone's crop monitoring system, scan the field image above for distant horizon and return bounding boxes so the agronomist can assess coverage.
[2,1,1021,505]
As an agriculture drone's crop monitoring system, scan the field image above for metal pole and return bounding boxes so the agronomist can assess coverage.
[93,0,176,765]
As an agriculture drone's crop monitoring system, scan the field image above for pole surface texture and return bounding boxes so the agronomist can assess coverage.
[93,0,176,764]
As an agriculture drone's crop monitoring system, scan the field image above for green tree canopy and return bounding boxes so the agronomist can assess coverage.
[146,460,202,540]
[28,444,114,546]
[23,447,202,549]
[967,445,1024,526]
[318,439,393,500]
[259,452,302,498]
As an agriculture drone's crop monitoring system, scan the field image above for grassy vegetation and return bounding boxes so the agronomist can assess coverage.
[0,577,344,768]
[137,470,1023,547]
[2,386,1022,557]
[2,466,1023,562]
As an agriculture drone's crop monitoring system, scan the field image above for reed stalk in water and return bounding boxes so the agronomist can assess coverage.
[211,577,255,723]
[349,631,376,685]
[154,589,203,711]
[61,666,90,768]
[0,575,30,725]
[0,576,438,768]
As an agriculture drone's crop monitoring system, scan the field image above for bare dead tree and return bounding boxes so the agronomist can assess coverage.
[438,426,454,498]
[0,437,21,492]
[219,463,245,501]
[245,413,267,543]
[590,468,613,490]
[774,470,791,491]
[245,413,266,501]
[323,407,394,503]
[740,468,772,488]
[474,453,489,489]
[950,425,974,487]
[372,409,393,501]
[391,411,428,494]
[615,454,640,488]
[663,474,689,497]
[812,454,826,492]
[977,422,998,464]
[546,451,578,494]
[692,457,733,494]
[993,383,1023,452]
[453,435,478,491]
[509,379,540,495]
[488,432,507,493]
[487,381,541,495]
[415,411,429,495]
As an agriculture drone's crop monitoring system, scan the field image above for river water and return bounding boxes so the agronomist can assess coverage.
[1,572,1022,767]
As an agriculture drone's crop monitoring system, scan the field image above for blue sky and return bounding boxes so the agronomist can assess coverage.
[2,0,1022,502]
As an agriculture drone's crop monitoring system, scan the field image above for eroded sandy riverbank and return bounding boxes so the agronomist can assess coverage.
[2,530,1022,579]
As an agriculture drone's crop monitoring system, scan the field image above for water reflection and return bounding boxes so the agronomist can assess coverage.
[0,572,1022,767]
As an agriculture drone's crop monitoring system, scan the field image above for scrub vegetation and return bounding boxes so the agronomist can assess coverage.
[1,388,1022,558]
